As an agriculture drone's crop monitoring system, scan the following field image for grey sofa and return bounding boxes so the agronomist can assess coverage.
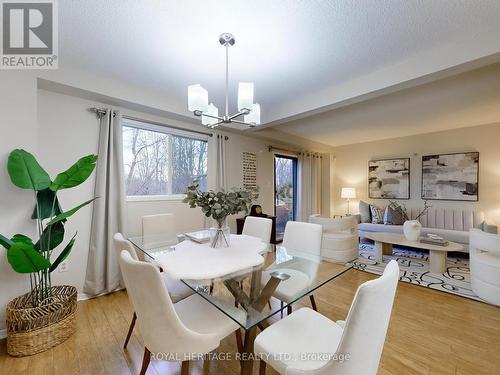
[358,207,497,248]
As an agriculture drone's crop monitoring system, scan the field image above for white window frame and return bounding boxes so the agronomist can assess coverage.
[123,118,209,202]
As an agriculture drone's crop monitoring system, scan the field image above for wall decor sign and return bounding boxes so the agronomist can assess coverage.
[369,158,410,199]
[421,152,479,201]
[242,151,257,188]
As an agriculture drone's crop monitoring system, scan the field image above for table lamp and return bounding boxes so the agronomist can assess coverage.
[341,187,356,215]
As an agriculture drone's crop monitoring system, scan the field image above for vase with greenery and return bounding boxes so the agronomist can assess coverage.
[183,181,259,248]
[0,149,97,308]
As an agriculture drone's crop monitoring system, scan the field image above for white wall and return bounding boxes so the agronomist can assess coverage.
[331,122,500,226]
[0,72,38,334]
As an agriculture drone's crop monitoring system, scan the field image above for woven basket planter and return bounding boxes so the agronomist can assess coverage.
[6,285,77,357]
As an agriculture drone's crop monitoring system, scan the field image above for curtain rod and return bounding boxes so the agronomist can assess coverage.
[268,146,299,155]
[88,108,213,137]
[268,145,323,158]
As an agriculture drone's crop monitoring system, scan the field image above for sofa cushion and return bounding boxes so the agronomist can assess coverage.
[359,200,371,223]
[358,223,404,234]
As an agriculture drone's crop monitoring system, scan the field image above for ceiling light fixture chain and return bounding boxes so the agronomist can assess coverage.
[187,33,261,128]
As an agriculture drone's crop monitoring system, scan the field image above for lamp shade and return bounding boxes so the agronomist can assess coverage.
[244,103,261,125]
[202,103,219,126]
[238,82,254,111]
[341,187,356,199]
[188,84,208,112]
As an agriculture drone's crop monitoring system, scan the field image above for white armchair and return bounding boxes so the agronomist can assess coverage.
[309,215,359,263]
[470,229,500,306]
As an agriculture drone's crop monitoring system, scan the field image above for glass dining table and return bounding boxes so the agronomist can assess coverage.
[129,233,352,375]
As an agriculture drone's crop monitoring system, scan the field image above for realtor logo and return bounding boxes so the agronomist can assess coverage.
[1,0,58,69]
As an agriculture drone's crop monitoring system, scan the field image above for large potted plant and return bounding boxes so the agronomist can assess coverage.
[183,181,258,248]
[0,149,97,356]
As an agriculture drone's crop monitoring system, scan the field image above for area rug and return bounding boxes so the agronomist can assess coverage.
[349,242,482,302]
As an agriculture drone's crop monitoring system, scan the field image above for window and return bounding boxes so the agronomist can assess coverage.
[122,119,208,198]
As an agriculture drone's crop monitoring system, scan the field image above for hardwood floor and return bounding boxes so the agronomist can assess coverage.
[1,268,499,374]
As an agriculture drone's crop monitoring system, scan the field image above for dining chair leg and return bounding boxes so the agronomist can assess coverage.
[139,347,151,375]
[309,295,318,312]
[267,300,272,309]
[124,312,137,349]
[181,360,190,375]
[280,301,284,318]
[209,281,214,295]
[287,304,292,315]
[235,329,243,354]
[203,354,210,375]
[259,360,267,375]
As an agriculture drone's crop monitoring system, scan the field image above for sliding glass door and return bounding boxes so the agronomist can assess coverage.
[274,154,298,241]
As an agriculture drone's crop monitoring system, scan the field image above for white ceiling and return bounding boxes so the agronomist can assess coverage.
[59,1,500,132]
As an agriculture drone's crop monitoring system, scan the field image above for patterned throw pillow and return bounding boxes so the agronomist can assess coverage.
[370,205,384,224]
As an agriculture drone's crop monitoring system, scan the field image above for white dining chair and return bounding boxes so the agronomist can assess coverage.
[261,221,323,315]
[255,260,400,375]
[142,213,178,246]
[119,251,244,375]
[243,216,273,243]
[470,228,500,306]
[113,233,193,349]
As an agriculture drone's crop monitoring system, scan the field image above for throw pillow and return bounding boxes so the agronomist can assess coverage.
[370,205,384,224]
[383,205,405,225]
[359,200,371,223]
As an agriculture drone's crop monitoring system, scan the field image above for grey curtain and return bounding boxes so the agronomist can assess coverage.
[297,152,322,222]
[84,110,126,295]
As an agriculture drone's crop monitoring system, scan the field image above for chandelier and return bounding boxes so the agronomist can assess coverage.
[187,33,260,128]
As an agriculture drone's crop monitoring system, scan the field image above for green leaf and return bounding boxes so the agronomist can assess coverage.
[35,222,65,252]
[11,234,34,246]
[47,198,97,226]
[49,234,76,272]
[0,234,13,250]
[7,149,51,191]
[50,155,97,191]
[31,188,63,220]
[7,242,51,274]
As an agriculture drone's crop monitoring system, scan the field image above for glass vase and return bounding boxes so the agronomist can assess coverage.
[209,218,230,248]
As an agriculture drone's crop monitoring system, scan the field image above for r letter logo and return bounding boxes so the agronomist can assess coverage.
[1,0,58,69]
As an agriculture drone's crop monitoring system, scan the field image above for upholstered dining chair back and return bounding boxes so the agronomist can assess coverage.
[113,233,140,261]
[142,213,178,246]
[242,216,273,243]
[282,221,322,258]
[118,251,219,355]
[320,260,399,375]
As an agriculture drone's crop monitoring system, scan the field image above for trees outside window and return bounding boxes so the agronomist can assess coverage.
[123,124,207,197]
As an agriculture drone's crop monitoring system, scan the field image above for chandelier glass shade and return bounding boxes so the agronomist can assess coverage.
[187,33,260,128]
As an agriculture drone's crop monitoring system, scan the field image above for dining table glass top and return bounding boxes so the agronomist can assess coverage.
[128,232,352,330]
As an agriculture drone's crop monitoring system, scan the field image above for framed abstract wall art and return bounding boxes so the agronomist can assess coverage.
[421,152,479,201]
[368,158,410,199]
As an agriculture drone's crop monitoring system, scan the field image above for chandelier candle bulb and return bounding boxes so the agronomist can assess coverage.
[238,82,254,111]
[188,84,209,113]
[244,103,261,125]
